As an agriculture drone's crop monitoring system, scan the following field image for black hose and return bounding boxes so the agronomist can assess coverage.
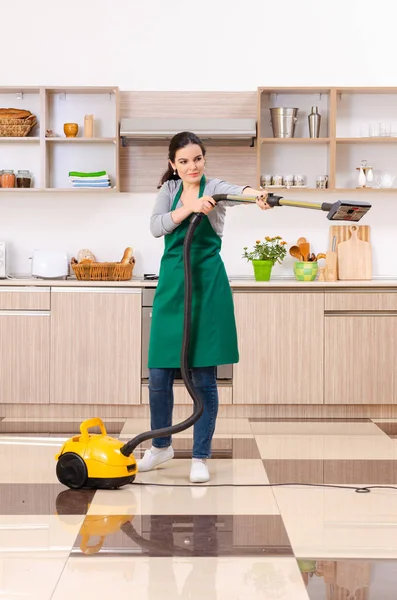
[120,211,208,457]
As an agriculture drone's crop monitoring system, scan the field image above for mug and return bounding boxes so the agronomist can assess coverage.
[260,174,272,187]
[272,175,283,187]
[316,175,328,189]
[283,174,294,187]
[294,174,305,187]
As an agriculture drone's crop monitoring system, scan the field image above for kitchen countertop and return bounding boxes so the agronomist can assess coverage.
[2,276,397,289]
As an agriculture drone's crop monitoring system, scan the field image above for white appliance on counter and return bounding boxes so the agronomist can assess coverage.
[0,241,6,279]
[31,249,68,279]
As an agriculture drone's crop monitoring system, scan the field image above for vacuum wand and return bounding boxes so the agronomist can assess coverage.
[211,193,371,222]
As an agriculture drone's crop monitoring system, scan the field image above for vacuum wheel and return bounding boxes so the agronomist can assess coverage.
[56,452,88,489]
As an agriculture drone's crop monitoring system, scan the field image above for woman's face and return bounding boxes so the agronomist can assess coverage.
[170,144,205,184]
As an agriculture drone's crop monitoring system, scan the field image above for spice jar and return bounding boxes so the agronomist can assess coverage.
[16,170,32,188]
[1,170,16,188]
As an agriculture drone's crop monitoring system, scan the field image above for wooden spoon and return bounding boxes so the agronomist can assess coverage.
[289,245,303,260]
[297,237,307,245]
[299,242,310,261]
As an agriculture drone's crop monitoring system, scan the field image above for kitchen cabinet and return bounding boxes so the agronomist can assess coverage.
[50,288,141,405]
[325,315,397,404]
[0,310,50,404]
[233,291,324,404]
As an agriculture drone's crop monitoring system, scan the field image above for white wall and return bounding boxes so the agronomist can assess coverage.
[1,0,397,278]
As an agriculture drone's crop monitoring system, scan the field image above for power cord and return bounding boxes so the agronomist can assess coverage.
[133,482,397,493]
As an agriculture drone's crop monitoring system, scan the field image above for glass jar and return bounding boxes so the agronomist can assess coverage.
[16,170,32,188]
[1,170,16,188]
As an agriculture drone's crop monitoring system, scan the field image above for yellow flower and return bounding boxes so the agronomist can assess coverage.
[265,236,271,241]
[256,240,260,244]
[280,241,287,245]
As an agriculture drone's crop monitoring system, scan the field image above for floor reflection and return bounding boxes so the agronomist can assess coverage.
[299,558,397,599]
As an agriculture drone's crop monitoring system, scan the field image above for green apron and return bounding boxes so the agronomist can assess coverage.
[148,175,239,369]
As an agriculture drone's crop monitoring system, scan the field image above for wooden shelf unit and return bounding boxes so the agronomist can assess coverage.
[257,86,397,192]
[0,86,119,192]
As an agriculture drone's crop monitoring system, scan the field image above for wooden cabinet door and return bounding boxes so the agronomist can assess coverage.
[50,288,141,405]
[0,311,50,404]
[233,292,324,404]
[325,315,396,404]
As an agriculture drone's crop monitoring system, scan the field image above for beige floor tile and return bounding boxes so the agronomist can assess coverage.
[0,557,68,600]
[274,486,397,559]
[120,418,252,437]
[255,434,397,460]
[372,419,397,423]
[88,478,279,516]
[0,515,84,558]
[136,459,268,486]
[51,556,309,600]
[0,437,64,483]
[250,421,385,435]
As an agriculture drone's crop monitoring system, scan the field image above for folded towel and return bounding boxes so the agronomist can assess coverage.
[69,170,107,178]
[72,181,111,188]
[70,175,110,182]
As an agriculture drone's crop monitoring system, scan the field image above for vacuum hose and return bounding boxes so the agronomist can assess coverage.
[120,209,207,457]
[120,191,371,456]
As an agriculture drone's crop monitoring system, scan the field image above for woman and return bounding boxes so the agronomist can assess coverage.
[138,131,270,483]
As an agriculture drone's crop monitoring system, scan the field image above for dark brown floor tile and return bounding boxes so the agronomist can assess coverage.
[133,437,261,459]
[0,420,124,434]
[298,558,397,598]
[71,514,292,557]
[264,459,324,484]
[373,422,397,438]
[250,418,371,422]
[264,459,397,485]
[0,484,95,515]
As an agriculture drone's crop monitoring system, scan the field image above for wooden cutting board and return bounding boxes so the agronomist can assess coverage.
[328,224,370,251]
[337,225,372,280]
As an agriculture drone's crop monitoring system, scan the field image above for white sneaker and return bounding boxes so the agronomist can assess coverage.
[190,459,210,483]
[137,446,174,472]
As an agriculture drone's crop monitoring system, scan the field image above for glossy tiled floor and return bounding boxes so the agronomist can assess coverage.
[1,417,397,599]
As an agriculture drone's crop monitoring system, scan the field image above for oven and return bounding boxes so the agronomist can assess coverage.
[141,288,233,381]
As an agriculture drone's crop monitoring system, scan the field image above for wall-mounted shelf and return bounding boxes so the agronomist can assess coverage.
[45,137,117,144]
[0,137,40,143]
[0,86,119,192]
[260,138,331,144]
[257,86,397,192]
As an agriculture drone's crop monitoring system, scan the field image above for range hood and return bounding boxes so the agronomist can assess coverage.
[120,117,256,145]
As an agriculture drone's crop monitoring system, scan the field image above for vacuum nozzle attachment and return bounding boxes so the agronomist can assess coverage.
[211,193,371,222]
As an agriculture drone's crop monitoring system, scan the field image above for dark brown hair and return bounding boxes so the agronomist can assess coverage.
[158,131,206,188]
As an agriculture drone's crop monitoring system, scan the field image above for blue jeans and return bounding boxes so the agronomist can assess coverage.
[148,366,219,459]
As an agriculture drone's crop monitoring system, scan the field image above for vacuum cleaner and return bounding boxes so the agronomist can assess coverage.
[55,194,371,490]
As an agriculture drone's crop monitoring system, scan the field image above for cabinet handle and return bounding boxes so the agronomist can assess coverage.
[0,311,50,316]
[325,311,397,317]
[51,287,141,294]
[0,287,50,293]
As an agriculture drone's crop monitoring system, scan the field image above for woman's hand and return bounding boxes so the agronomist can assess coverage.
[256,192,272,210]
[191,195,216,215]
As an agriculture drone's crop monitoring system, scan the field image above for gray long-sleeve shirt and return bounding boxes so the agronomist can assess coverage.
[150,178,247,238]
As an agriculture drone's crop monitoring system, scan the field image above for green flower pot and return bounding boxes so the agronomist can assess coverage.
[294,261,318,281]
[252,260,273,281]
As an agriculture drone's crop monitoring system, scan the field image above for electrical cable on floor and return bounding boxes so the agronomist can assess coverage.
[133,482,397,493]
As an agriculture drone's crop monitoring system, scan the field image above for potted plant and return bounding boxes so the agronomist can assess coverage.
[242,236,287,281]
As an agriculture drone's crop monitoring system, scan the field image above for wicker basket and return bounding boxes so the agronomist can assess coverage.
[0,114,37,137]
[71,257,135,281]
